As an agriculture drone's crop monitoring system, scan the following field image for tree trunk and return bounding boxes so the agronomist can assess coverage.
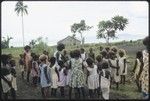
[80,33,83,47]
[22,12,25,47]
[106,37,110,46]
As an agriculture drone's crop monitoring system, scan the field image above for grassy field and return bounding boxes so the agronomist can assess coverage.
[2,41,145,99]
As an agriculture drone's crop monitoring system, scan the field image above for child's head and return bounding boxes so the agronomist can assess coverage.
[1,54,10,66]
[43,50,47,55]
[58,60,64,68]
[24,45,31,52]
[39,55,47,63]
[118,49,126,57]
[32,54,38,61]
[143,36,150,50]
[57,43,65,51]
[136,51,143,59]
[110,46,118,54]
[74,49,81,59]
[80,48,85,54]
[9,59,16,67]
[105,46,110,52]
[49,57,56,65]
[101,50,107,58]
[86,58,94,67]
[109,51,116,59]
[101,61,109,69]
[96,54,102,62]
[70,51,74,58]
[89,48,93,53]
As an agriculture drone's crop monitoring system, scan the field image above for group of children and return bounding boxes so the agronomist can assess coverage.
[1,36,149,99]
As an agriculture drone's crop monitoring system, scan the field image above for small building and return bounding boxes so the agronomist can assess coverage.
[57,36,81,46]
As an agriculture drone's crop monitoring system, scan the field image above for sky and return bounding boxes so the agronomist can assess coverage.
[1,1,149,47]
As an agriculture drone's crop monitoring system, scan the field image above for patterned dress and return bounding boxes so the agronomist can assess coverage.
[69,58,85,88]
[141,50,149,96]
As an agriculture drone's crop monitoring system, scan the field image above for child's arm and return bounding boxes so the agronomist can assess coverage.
[123,58,126,73]
[55,67,60,81]
[116,59,119,76]
[108,60,117,69]
[44,66,50,84]
[132,60,137,73]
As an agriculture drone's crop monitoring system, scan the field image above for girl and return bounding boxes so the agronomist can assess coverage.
[9,59,17,99]
[110,46,118,58]
[57,60,67,97]
[88,48,95,61]
[132,51,143,92]
[86,58,99,98]
[39,55,51,98]
[31,54,39,87]
[118,49,127,85]
[108,51,120,90]
[100,61,111,99]
[19,54,24,79]
[80,48,87,61]
[68,49,85,99]
[49,57,59,97]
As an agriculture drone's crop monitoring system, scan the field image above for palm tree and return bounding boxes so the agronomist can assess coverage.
[15,1,28,47]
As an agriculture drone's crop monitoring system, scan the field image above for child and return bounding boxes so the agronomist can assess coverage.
[19,54,25,79]
[100,61,111,100]
[80,48,87,61]
[49,57,59,97]
[118,49,128,85]
[39,55,51,98]
[88,48,95,62]
[68,49,85,99]
[108,51,120,90]
[86,58,99,98]
[31,54,39,87]
[57,60,67,97]
[110,46,118,58]
[9,59,17,99]
[132,51,143,92]
[1,54,12,100]
[23,45,32,82]
[96,54,103,97]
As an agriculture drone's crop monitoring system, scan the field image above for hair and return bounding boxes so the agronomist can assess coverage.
[108,51,115,59]
[49,57,56,65]
[118,49,126,57]
[101,61,109,69]
[96,54,102,62]
[143,36,149,46]
[110,46,118,53]
[1,54,10,66]
[86,58,94,66]
[9,59,16,67]
[57,43,65,51]
[73,49,81,58]
[105,46,110,52]
[24,45,31,50]
[39,55,47,62]
[136,51,143,59]
[32,54,38,61]
[101,50,107,58]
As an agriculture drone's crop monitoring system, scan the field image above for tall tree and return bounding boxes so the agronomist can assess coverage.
[71,20,93,47]
[1,36,13,48]
[97,15,128,45]
[15,1,28,47]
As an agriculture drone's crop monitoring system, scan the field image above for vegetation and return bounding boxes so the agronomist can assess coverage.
[71,20,93,46]
[1,36,13,49]
[15,1,28,47]
[97,15,128,45]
